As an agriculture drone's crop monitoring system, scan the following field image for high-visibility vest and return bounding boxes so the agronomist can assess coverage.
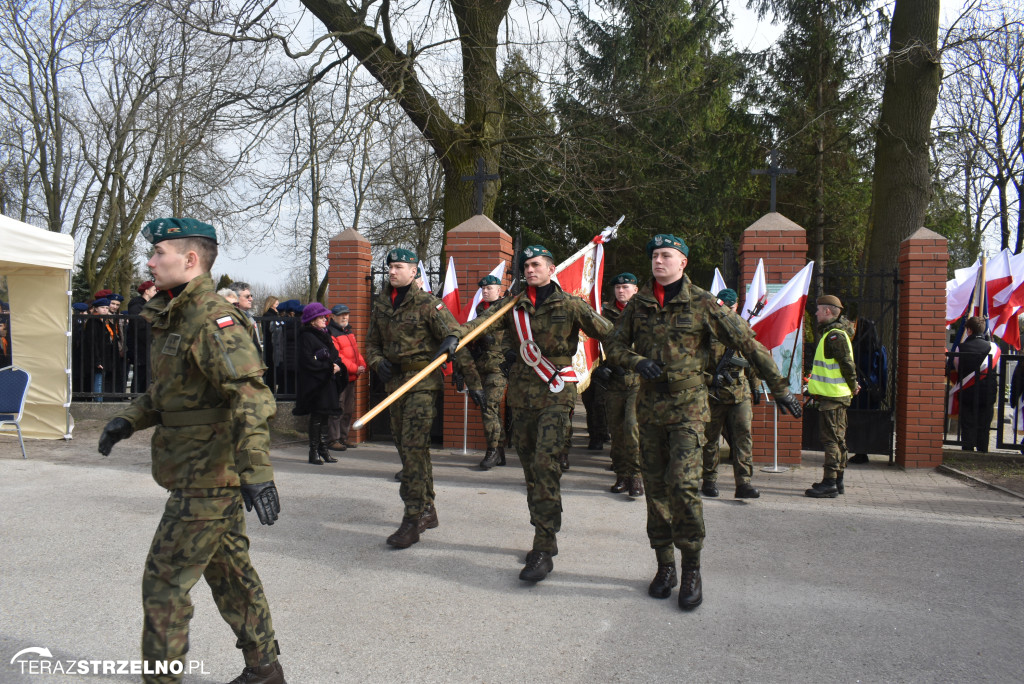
[808,327,854,398]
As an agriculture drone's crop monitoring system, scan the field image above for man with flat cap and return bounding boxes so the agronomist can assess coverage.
[594,272,643,497]
[700,288,762,499]
[603,234,802,611]
[437,245,614,582]
[366,248,485,549]
[805,294,859,498]
[470,274,510,470]
[97,217,286,684]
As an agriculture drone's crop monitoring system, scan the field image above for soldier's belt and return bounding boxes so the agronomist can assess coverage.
[644,375,705,394]
[160,408,232,427]
[400,360,432,372]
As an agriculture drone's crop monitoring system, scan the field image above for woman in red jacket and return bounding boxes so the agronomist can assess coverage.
[327,304,367,450]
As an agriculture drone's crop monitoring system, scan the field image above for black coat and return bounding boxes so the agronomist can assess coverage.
[293,324,347,416]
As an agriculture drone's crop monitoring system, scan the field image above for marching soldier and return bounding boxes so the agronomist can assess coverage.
[604,234,802,611]
[805,294,859,498]
[97,218,286,684]
[437,245,613,582]
[470,274,509,470]
[366,248,484,549]
[594,272,643,498]
[700,288,762,499]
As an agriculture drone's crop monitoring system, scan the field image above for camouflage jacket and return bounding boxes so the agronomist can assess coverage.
[116,273,277,489]
[812,317,858,408]
[599,302,640,391]
[604,275,790,426]
[453,284,613,409]
[470,298,509,378]
[365,280,481,393]
[705,336,760,405]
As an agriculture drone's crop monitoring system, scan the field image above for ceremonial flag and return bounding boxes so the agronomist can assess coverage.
[417,260,431,293]
[710,268,727,296]
[742,259,767,320]
[946,260,980,326]
[991,250,1024,349]
[441,256,462,321]
[749,261,814,350]
[985,249,1014,336]
[465,261,507,323]
[552,216,622,390]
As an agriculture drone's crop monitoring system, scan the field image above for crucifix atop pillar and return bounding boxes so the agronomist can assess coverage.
[461,157,500,216]
[750,149,796,212]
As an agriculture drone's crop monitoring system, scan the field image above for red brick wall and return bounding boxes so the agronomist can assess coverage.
[327,228,372,444]
[739,213,808,465]
[896,228,948,468]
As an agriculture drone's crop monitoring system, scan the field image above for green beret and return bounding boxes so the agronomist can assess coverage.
[142,218,217,245]
[645,234,688,259]
[716,288,738,306]
[478,274,502,287]
[611,273,638,286]
[386,248,417,265]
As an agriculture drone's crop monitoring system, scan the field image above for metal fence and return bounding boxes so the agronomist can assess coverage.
[944,349,1024,453]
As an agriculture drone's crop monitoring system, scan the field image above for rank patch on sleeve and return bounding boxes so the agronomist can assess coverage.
[216,316,235,329]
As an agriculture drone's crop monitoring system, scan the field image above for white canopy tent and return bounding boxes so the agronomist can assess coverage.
[0,214,75,440]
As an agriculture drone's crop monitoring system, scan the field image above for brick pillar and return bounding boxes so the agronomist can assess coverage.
[896,228,948,468]
[327,228,372,444]
[442,215,514,451]
[739,212,808,465]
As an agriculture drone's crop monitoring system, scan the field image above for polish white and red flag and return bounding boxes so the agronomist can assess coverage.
[710,268,727,296]
[440,256,462,321]
[749,261,814,350]
[946,260,980,326]
[947,340,1001,415]
[417,260,431,293]
[465,261,506,323]
[991,250,1024,349]
[742,258,767,320]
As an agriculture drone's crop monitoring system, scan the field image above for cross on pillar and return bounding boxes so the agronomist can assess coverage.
[461,157,500,216]
[750,149,796,212]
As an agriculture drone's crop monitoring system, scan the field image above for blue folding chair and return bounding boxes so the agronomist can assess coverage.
[0,365,31,459]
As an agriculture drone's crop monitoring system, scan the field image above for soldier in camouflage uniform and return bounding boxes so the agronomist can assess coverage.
[701,289,762,500]
[604,234,802,611]
[439,245,613,582]
[97,218,285,684]
[594,272,643,498]
[366,248,484,549]
[805,295,859,498]
[469,274,509,470]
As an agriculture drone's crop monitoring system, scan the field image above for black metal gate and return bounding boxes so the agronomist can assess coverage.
[995,353,1024,452]
[801,268,900,460]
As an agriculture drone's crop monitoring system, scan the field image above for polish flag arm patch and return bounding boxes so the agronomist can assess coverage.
[435,302,445,310]
[216,316,235,329]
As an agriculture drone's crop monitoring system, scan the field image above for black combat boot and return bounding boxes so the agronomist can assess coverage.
[386,518,420,548]
[610,476,629,493]
[701,481,719,497]
[496,445,507,465]
[418,503,439,533]
[479,448,501,470]
[836,473,845,495]
[559,453,570,471]
[849,453,869,464]
[588,438,604,451]
[678,567,702,610]
[648,563,678,599]
[628,475,644,498]
[805,478,839,498]
[519,550,554,582]
[227,660,286,684]
[735,482,760,499]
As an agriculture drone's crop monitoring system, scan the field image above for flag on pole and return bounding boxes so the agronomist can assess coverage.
[946,260,980,326]
[417,260,431,293]
[749,262,814,350]
[710,268,727,296]
[465,261,507,323]
[991,250,1024,349]
[742,259,767,320]
[440,256,462,321]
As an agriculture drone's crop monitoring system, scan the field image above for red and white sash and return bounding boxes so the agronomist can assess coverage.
[512,305,578,393]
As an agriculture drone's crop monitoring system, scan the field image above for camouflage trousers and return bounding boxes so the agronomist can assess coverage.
[818,405,849,479]
[605,386,640,477]
[639,422,706,567]
[391,390,437,518]
[480,373,507,448]
[142,488,277,684]
[511,405,570,552]
[701,399,753,486]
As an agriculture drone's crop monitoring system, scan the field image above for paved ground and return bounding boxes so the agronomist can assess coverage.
[1,413,1023,683]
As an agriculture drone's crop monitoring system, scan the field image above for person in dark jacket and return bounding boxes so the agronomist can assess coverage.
[293,302,347,464]
[83,298,117,401]
[126,281,157,393]
[948,316,998,452]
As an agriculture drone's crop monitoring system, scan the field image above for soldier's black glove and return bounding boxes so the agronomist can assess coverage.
[775,392,803,418]
[751,387,762,405]
[468,389,485,409]
[635,359,663,380]
[98,417,133,456]
[453,371,465,392]
[613,365,627,376]
[499,349,517,377]
[377,359,393,383]
[593,366,613,383]
[241,481,281,526]
[434,335,459,362]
